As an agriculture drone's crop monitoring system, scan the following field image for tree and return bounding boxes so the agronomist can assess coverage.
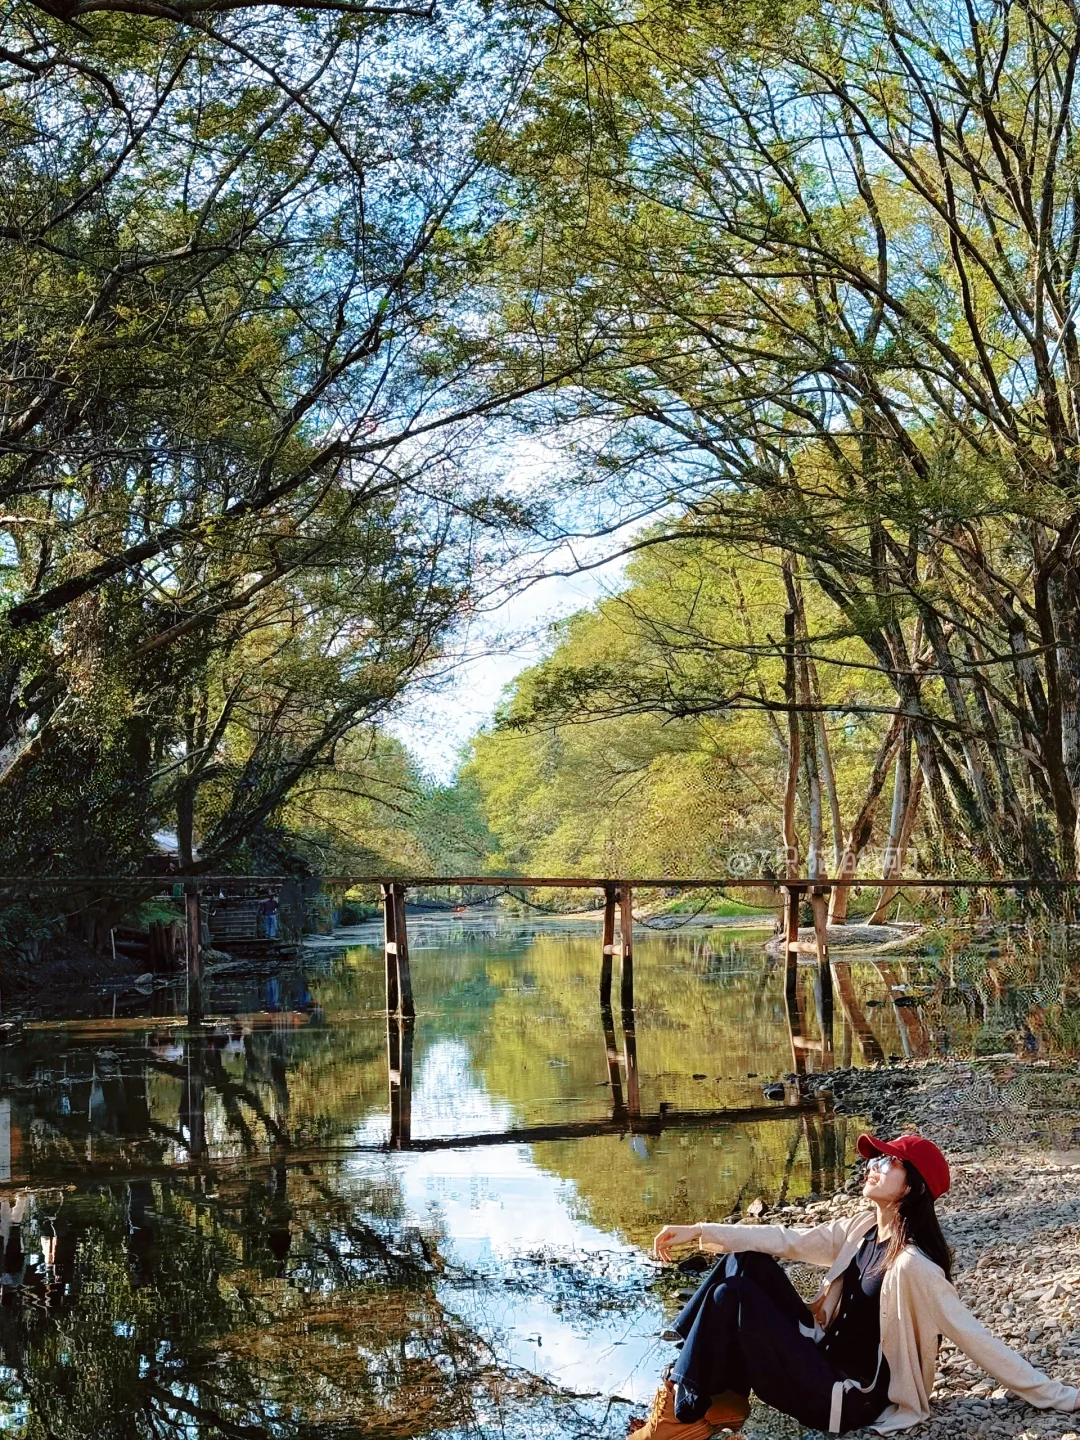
[493,0,1080,883]
[0,0,562,885]
[468,537,900,884]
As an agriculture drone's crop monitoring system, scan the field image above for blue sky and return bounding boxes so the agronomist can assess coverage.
[387,539,629,783]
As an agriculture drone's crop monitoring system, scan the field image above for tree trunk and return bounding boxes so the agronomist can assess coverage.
[1045,535,1080,874]
[917,606,1001,847]
[1033,526,1078,877]
[807,652,843,873]
[793,581,842,873]
[829,714,903,923]
[800,682,824,881]
[782,561,801,879]
[786,562,822,878]
[869,755,923,924]
[177,783,195,872]
[177,718,196,871]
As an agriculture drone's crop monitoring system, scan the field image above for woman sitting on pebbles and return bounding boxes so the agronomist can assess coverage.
[639,1132,1080,1438]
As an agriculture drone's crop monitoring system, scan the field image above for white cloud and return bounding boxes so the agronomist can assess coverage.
[346,1040,666,1405]
[387,538,631,782]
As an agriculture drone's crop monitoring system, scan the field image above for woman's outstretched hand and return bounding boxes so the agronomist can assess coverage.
[653,1224,702,1262]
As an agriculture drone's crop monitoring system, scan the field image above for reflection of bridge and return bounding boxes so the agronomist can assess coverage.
[373,875,935,1096]
[6,1102,852,1206]
[383,1002,836,1154]
[3,1007,849,1202]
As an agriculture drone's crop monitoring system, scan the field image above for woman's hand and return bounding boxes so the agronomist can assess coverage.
[653,1224,702,1262]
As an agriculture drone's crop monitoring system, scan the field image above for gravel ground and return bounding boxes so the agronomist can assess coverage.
[712,1058,1080,1440]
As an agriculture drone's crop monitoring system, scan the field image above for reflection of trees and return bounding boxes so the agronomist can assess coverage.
[0,944,576,1432]
[0,957,395,1180]
[469,935,881,1245]
[0,1171,533,1438]
[0,936,961,1434]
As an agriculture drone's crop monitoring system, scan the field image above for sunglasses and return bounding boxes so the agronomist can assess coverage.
[866,1154,900,1174]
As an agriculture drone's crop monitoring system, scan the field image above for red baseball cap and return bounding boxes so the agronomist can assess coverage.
[857,1132,950,1200]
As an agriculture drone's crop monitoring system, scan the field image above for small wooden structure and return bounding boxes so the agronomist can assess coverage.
[113,920,185,972]
[779,880,834,1073]
[207,895,265,948]
[187,885,296,1024]
[204,891,299,960]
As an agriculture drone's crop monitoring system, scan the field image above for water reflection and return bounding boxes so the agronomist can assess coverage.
[388,1014,415,1149]
[0,913,1059,1434]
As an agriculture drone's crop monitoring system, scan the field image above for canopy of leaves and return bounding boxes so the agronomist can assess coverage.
[482,0,1080,882]
[468,538,897,877]
[0,0,552,890]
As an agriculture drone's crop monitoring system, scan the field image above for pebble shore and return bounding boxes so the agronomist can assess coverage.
[725,1058,1080,1440]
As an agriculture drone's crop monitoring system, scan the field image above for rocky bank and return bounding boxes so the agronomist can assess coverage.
[710,1059,1080,1440]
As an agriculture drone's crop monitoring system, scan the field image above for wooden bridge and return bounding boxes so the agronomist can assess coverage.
[0,869,1061,1159]
[10,864,1058,1057]
[371,873,961,1150]
[360,873,1048,1080]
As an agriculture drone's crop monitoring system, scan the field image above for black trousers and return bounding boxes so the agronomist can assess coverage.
[670,1251,888,1435]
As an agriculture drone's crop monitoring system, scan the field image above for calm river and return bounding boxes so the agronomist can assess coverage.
[0,911,966,1437]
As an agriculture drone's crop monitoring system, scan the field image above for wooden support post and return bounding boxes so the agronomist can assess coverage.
[387,1010,399,1101]
[184,1041,206,1159]
[601,1003,625,1116]
[781,883,804,1074]
[381,883,414,1018]
[185,882,202,1025]
[381,883,399,1014]
[618,884,634,1011]
[388,1014,414,1149]
[393,884,415,1019]
[398,1018,413,1147]
[621,1005,641,1118]
[811,885,834,1066]
[600,885,616,1007]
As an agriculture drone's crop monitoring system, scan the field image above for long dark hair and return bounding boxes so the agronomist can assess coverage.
[883,1160,954,1280]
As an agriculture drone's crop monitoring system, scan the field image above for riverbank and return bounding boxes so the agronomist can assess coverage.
[696,1059,1080,1440]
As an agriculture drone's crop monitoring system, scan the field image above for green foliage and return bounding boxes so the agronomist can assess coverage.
[409,771,498,875]
[973,1025,1014,1056]
[0,0,546,903]
[467,539,892,878]
[338,900,378,923]
[0,903,62,966]
[482,0,1080,885]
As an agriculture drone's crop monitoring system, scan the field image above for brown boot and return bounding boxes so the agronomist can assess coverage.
[704,1390,751,1429]
[627,1379,728,1439]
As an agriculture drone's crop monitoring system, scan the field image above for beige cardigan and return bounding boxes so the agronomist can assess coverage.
[697,1210,1079,1433]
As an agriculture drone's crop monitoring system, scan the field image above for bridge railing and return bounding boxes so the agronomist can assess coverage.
[0,870,1068,1156]
[0,869,1071,1054]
